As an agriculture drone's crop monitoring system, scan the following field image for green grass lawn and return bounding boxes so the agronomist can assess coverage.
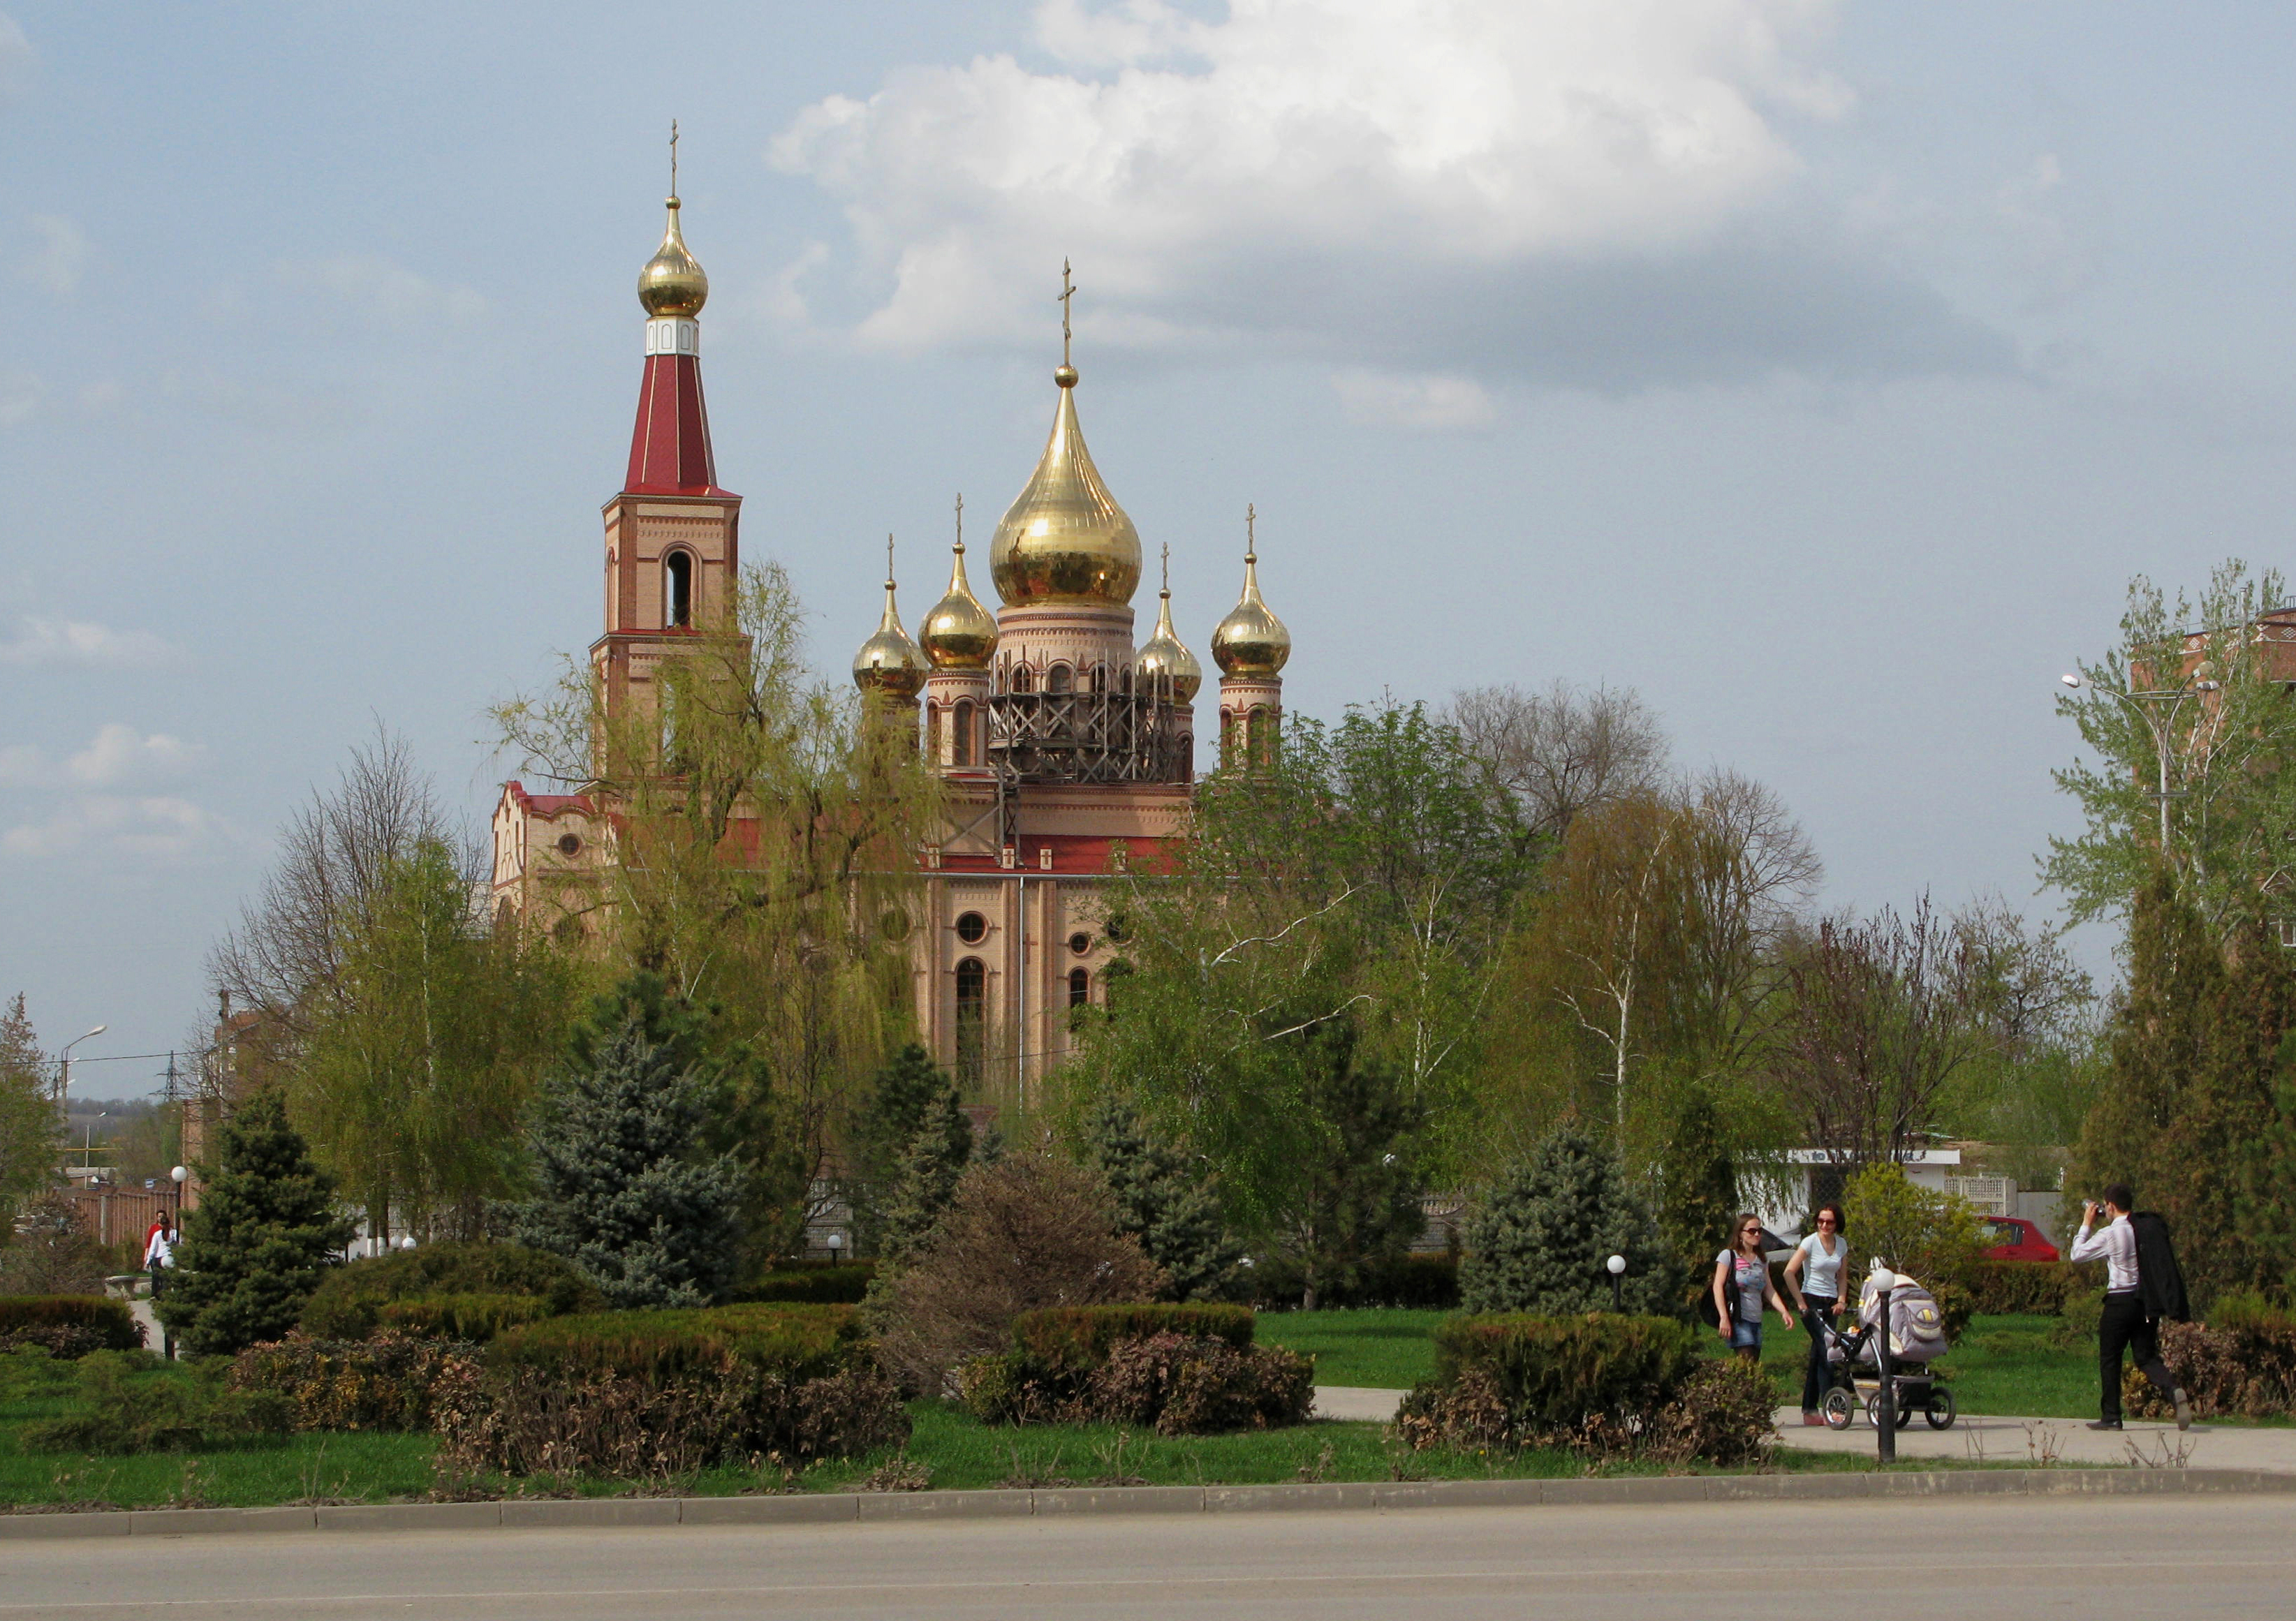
[1253,1308,1447,1388]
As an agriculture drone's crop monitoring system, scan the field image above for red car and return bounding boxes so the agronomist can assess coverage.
[1981,1216,2060,1263]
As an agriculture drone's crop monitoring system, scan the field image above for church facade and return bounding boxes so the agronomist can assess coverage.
[492,186,1295,1100]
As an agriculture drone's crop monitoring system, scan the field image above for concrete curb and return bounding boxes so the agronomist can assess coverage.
[3,1466,2290,1539]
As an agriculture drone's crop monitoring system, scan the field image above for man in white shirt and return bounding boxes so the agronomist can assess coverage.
[2066,1183,2188,1431]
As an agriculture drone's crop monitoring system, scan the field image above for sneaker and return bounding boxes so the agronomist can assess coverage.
[2174,1389,2193,1431]
[2087,1419,2123,1431]
[1802,1412,1824,1427]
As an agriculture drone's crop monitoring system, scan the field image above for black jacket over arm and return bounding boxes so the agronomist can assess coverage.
[2131,1212,2191,1322]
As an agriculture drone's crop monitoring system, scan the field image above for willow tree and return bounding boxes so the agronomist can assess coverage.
[493,561,939,1224]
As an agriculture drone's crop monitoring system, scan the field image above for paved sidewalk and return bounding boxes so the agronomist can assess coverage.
[1770,1407,2296,1473]
[1314,1386,1408,1421]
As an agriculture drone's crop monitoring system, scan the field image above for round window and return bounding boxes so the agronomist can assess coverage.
[880,909,911,941]
[1068,931,1091,956]
[555,833,582,858]
[955,911,989,945]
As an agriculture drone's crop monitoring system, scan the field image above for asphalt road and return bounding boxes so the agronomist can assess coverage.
[6,1495,2292,1620]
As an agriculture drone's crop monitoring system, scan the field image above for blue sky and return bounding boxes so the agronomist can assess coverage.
[5,2,2293,1091]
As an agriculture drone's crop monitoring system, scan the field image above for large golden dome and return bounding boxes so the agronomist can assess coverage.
[989,366,1142,607]
[1136,547,1202,703]
[920,531,997,670]
[1211,515,1290,678]
[638,197,709,318]
[852,540,928,700]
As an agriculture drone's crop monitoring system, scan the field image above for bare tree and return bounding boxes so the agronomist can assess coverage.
[207,727,469,1076]
[1447,681,1669,844]
[1770,896,1990,1168]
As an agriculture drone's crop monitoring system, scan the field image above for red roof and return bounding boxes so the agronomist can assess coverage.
[624,353,730,496]
[501,780,595,818]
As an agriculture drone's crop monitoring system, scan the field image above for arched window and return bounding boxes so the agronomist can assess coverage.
[1010,661,1035,695]
[1089,663,1105,694]
[955,958,987,1084]
[953,699,976,767]
[1068,967,1090,1009]
[664,551,694,628]
[927,705,947,764]
[1047,663,1073,695]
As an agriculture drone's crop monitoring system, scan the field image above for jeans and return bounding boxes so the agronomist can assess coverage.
[2098,1290,2178,1421]
[1800,1294,1838,1409]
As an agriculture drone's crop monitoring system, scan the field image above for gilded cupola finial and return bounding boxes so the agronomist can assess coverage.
[853,533,929,699]
[1137,541,1202,703]
[638,120,709,318]
[1212,503,1291,677]
[988,263,1143,606]
[920,493,998,669]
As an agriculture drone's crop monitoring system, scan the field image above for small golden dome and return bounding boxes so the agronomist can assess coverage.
[920,527,998,670]
[1211,510,1290,678]
[638,198,709,318]
[1136,546,1202,703]
[853,538,928,700]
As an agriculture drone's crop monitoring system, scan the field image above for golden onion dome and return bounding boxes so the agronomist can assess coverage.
[1210,509,1290,678]
[919,527,998,670]
[638,196,709,318]
[990,269,1142,607]
[1136,546,1202,703]
[852,538,928,700]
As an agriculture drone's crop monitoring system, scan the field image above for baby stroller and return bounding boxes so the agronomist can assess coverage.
[1815,1264,1957,1431]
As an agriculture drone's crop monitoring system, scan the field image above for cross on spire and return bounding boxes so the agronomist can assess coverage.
[670,119,680,200]
[885,533,896,588]
[954,491,964,552]
[1057,258,1076,369]
[1245,502,1257,562]
[1161,541,1170,595]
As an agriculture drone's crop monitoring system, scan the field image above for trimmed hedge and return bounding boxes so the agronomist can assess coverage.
[297,1243,602,1340]
[2124,1294,2296,1421]
[436,1303,903,1480]
[1962,1260,2098,1317]
[376,1294,555,1344]
[726,1264,876,1305]
[1010,1303,1256,1371]
[0,1296,144,1357]
[22,1351,293,1456]
[231,1331,481,1433]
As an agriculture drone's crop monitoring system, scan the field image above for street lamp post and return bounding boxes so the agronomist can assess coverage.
[55,1024,108,1110]
[2060,671,2221,855]
[1869,1262,1897,1465]
[1605,1253,1626,1312]
[826,1231,844,1268]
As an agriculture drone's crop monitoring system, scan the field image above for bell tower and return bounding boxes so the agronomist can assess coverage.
[594,124,743,741]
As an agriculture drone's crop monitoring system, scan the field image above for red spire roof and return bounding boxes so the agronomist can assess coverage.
[624,352,725,496]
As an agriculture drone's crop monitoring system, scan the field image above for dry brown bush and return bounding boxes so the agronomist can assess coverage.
[869,1155,1165,1393]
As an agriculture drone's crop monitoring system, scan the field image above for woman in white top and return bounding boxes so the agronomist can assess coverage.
[1783,1204,1849,1425]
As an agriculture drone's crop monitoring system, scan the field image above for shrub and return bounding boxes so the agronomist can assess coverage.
[434,1303,904,1480]
[1394,1312,1702,1454]
[1643,1356,1780,1467]
[867,1155,1165,1393]
[230,1331,482,1432]
[0,1295,144,1356]
[1010,1303,1256,1371]
[0,1192,114,1296]
[2050,1287,2105,1350]
[1459,1130,1675,1316]
[2121,1294,2296,1421]
[1964,1260,2092,1317]
[726,1264,876,1306]
[20,1351,294,1455]
[1091,1331,1314,1435]
[1840,1164,1985,1292]
[299,1242,603,1338]
[374,1294,557,1343]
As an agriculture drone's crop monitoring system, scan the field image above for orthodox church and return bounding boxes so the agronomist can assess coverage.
[492,178,1295,1098]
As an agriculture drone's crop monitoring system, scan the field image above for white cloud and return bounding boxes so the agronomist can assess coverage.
[20,214,87,296]
[762,0,1986,386]
[65,723,203,787]
[314,255,485,326]
[1332,367,1496,431]
[3,795,220,860]
[0,617,169,666]
[0,13,30,108]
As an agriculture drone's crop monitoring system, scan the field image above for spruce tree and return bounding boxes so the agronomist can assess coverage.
[846,1043,953,1254]
[1459,1125,1675,1316]
[1082,1096,1243,1301]
[871,1074,973,1264]
[507,977,744,1308]
[156,1088,354,1356]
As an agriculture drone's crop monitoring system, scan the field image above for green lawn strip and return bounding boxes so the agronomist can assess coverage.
[1251,1308,1446,1389]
